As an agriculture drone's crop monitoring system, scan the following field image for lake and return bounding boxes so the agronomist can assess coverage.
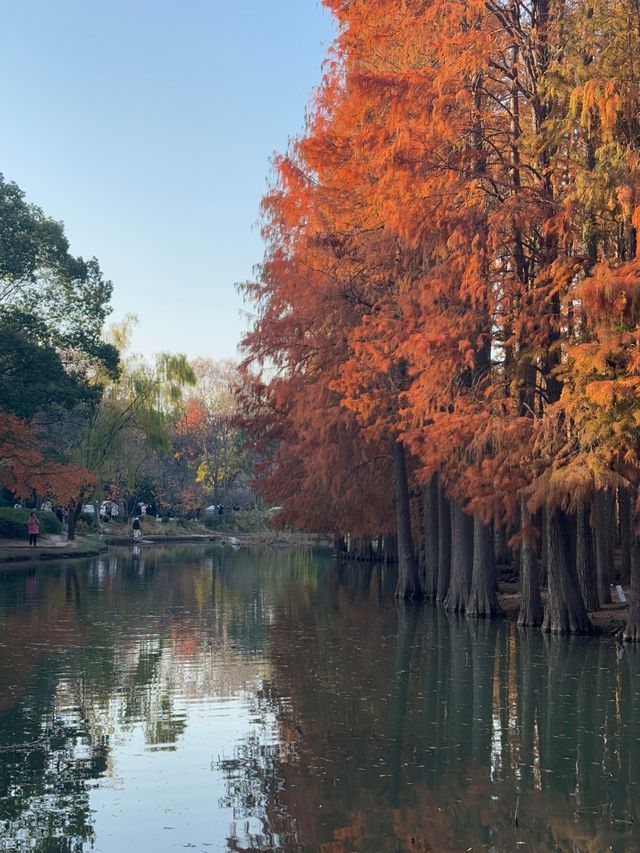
[0,544,639,851]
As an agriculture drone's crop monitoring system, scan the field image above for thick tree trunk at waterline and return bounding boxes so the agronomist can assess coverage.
[436,481,451,603]
[518,533,543,627]
[576,503,599,612]
[539,505,548,589]
[619,486,632,586]
[623,533,640,641]
[518,499,543,626]
[423,474,439,599]
[594,490,614,605]
[393,440,423,600]
[623,492,640,642]
[384,533,397,564]
[443,501,473,612]
[542,508,593,635]
[467,517,502,617]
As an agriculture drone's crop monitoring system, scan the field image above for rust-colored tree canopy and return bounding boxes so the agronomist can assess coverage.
[242,0,640,633]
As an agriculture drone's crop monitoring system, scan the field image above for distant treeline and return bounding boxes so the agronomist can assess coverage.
[0,175,254,537]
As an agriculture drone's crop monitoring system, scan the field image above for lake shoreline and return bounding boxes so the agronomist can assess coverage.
[0,534,108,566]
[0,530,309,569]
[496,580,628,637]
[0,538,629,636]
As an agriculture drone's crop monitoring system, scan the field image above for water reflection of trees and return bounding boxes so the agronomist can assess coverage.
[218,730,288,852]
[0,546,318,849]
[220,561,640,852]
[1,549,639,851]
[0,667,107,851]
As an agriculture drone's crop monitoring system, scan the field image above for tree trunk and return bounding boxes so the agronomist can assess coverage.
[436,481,451,603]
[393,440,423,600]
[623,492,640,642]
[576,503,599,612]
[594,490,613,605]
[495,526,511,566]
[620,486,632,586]
[542,507,593,634]
[539,505,548,589]
[384,533,397,564]
[467,517,501,617]
[518,501,543,627]
[423,474,439,600]
[511,539,521,584]
[67,500,84,541]
[443,501,473,612]
[623,540,640,640]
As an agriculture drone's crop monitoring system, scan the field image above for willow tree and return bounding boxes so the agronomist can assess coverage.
[58,317,196,538]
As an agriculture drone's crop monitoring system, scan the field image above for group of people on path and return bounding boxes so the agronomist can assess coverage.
[24,509,145,548]
[25,510,143,547]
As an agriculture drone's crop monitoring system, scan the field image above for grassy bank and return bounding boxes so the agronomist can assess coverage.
[0,510,315,565]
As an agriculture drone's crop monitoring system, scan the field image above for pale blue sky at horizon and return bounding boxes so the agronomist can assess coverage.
[0,1,335,361]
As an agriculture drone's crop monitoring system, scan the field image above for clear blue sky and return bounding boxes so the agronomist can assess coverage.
[0,1,335,360]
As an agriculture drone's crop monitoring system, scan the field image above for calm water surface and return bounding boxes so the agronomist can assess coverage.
[0,545,639,852]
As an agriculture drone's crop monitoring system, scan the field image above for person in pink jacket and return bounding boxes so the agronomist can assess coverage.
[28,511,39,547]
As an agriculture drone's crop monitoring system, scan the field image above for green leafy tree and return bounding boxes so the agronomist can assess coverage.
[0,310,99,419]
[58,317,195,537]
[0,174,118,371]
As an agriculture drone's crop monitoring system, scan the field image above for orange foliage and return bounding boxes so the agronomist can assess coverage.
[0,409,94,503]
[242,0,640,536]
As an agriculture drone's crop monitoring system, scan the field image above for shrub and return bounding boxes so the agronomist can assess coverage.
[0,508,62,539]
[203,509,274,534]
[153,518,200,535]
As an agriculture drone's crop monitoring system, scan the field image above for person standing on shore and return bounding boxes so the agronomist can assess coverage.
[132,517,141,541]
[28,512,39,547]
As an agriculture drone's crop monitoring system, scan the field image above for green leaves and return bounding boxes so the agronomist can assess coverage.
[0,173,115,374]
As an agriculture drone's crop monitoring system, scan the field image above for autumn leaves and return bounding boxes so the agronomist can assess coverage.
[243,0,640,633]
